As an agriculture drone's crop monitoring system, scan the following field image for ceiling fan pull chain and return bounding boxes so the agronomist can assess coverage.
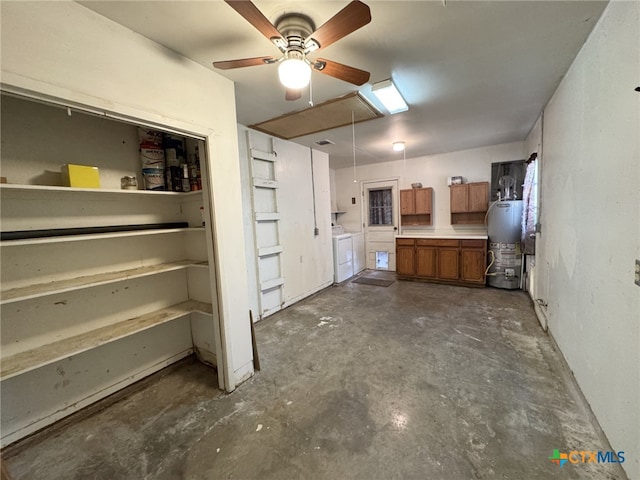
[309,75,314,107]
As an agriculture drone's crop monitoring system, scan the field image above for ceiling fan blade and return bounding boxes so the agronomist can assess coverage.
[285,89,302,101]
[313,59,370,86]
[224,1,284,43]
[305,1,371,52]
[213,56,276,70]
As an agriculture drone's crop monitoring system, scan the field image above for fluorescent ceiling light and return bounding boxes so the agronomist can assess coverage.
[392,141,405,152]
[371,79,408,114]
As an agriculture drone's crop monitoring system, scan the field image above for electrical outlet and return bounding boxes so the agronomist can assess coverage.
[505,268,515,277]
[635,259,640,287]
[352,197,356,204]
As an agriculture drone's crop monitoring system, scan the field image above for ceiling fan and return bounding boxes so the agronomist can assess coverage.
[213,0,372,101]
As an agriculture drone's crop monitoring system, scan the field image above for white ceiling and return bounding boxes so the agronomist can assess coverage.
[78,0,607,169]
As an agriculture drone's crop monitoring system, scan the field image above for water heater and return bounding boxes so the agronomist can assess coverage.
[487,200,523,289]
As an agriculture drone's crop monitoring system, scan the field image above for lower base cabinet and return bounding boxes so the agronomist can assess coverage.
[396,238,487,287]
[461,247,487,283]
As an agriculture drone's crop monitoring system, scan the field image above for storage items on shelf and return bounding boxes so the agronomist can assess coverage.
[61,164,100,188]
[164,133,186,192]
[121,175,138,190]
[138,128,166,190]
[185,138,202,191]
[138,129,202,192]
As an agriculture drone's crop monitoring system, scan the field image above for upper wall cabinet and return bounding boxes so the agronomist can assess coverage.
[400,187,433,226]
[450,182,489,225]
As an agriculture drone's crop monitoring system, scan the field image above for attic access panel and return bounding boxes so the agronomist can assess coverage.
[249,92,383,140]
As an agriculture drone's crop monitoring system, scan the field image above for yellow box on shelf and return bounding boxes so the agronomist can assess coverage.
[61,164,100,188]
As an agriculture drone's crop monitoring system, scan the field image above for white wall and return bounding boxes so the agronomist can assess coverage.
[537,2,640,478]
[332,142,524,234]
[330,168,338,213]
[0,95,141,188]
[276,138,333,305]
[0,1,253,388]
[524,116,543,312]
[238,127,333,320]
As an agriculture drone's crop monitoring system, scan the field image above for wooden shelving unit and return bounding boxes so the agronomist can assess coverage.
[1,300,212,380]
[0,183,202,196]
[0,95,220,447]
[0,227,204,247]
[0,260,208,304]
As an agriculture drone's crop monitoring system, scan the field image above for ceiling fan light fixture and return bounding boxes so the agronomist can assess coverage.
[372,79,408,114]
[278,57,312,90]
[392,141,406,152]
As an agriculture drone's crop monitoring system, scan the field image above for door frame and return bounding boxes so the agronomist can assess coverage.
[361,177,400,270]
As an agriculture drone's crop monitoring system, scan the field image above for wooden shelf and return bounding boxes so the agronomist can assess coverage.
[261,277,285,291]
[0,300,212,381]
[252,177,278,189]
[0,227,204,247]
[255,212,280,221]
[451,212,486,225]
[258,245,283,257]
[401,214,432,226]
[0,183,202,197]
[0,260,208,304]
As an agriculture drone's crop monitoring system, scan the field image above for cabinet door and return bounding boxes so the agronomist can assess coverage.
[450,185,468,213]
[461,248,486,283]
[396,245,416,276]
[416,246,436,278]
[414,188,432,214]
[468,182,488,212]
[400,189,415,215]
[438,248,460,280]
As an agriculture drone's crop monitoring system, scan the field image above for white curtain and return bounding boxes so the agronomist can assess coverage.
[521,157,538,254]
[369,189,393,225]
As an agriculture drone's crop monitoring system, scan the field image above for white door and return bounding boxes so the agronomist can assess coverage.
[362,179,399,270]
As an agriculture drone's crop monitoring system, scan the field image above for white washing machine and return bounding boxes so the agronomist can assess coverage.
[332,226,353,283]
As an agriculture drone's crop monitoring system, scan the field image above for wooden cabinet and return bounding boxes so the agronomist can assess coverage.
[396,237,487,287]
[396,238,416,276]
[450,186,468,213]
[415,244,436,278]
[400,187,432,226]
[460,240,488,284]
[450,182,489,225]
[438,248,460,280]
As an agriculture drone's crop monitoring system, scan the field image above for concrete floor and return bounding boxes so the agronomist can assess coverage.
[2,272,626,479]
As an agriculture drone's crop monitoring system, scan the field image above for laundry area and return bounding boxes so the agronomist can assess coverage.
[1,2,638,480]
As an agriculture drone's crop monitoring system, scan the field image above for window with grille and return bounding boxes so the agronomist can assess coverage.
[369,188,393,225]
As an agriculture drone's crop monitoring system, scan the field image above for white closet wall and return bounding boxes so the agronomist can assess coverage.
[238,127,333,320]
[0,97,216,445]
[0,0,254,447]
[1,0,252,390]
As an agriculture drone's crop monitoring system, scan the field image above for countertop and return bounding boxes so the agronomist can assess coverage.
[396,232,488,240]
